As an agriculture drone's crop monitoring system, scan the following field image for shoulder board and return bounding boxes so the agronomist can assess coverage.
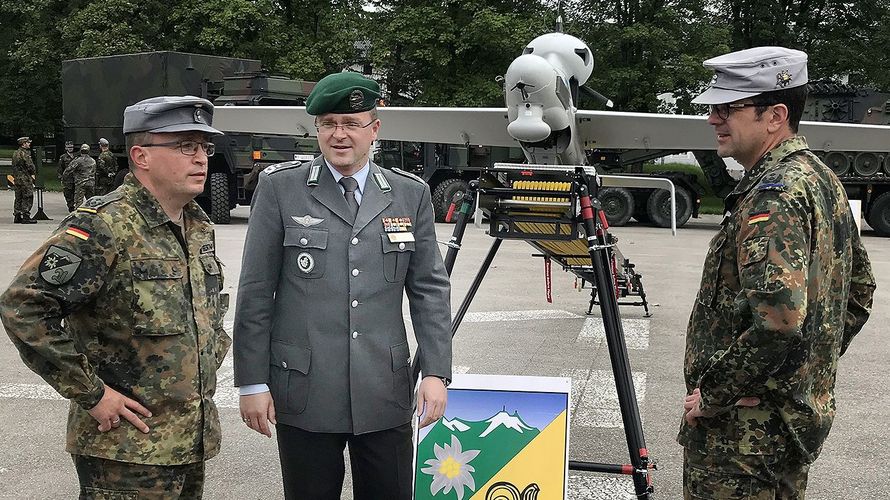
[391,168,425,184]
[79,190,124,211]
[756,182,786,192]
[264,161,304,175]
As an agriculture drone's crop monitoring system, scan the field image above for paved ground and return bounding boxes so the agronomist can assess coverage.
[0,189,887,499]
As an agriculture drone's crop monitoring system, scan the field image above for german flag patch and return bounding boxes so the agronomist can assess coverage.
[748,210,771,224]
[65,226,91,240]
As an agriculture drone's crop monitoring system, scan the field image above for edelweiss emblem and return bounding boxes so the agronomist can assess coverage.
[775,70,792,88]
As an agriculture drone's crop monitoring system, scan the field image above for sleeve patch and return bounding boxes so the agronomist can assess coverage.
[38,245,82,285]
[65,226,91,240]
[748,210,771,224]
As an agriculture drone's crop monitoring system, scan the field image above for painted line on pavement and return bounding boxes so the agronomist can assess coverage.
[576,317,650,349]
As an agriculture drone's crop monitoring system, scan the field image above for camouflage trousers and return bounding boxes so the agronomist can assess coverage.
[13,184,34,216]
[72,454,205,499]
[73,181,95,209]
[62,180,76,212]
[683,447,809,499]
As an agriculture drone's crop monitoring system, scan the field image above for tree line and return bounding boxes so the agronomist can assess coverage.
[2,0,889,137]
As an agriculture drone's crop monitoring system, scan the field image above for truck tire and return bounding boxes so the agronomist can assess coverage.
[647,186,693,228]
[597,187,634,226]
[432,178,469,223]
[210,172,231,224]
[633,192,651,223]
[866,191,890,236]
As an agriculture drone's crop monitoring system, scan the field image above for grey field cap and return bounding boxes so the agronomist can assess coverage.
[692,46,808,105]
[123,95,222,135]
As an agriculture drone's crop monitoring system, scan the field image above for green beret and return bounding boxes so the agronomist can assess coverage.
[306,72,380,116]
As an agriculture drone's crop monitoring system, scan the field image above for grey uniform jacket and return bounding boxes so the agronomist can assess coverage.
[233,156,452,434]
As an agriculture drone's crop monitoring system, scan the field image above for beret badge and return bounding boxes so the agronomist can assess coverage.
[349,89,364,110]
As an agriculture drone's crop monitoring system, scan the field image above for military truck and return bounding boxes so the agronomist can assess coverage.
[62,51,318,223]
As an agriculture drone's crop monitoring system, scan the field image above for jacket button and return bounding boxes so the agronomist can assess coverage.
[352,331,358,339]
[281,361,288,369]
[300,237,308,245]
[398,242,406,250]
[351,237,359,245]
[352,268,359,277]
[351,300,358,307]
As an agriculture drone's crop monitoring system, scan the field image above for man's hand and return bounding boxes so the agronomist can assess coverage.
[240,392,276,438]
[88,386,152,433]
[417,376,448,428]
[683,388,761,427]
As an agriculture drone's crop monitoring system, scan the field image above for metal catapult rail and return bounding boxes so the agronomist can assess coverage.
[412,163,662,499]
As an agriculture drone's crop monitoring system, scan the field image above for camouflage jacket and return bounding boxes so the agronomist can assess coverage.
[64,154,97,185]
[678,136,876,462]
[0,174,231,465]
[58,151,77,182]
[12,147,35,187]
[96,151,117,182]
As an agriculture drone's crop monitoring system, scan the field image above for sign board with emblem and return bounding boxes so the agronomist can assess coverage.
[38,245,83,285]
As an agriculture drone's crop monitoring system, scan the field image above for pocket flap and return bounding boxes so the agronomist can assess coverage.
[131,259,183,280]
[740,237,768,266]
[270,340,311,374]
[199,255,220,275]
[381,234,416,254]
[391,342,411,371]
[284,227,328,249]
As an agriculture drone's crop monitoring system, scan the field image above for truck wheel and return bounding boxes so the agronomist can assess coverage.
[866,191,890,236]
[647,186,693,228]
[432,178,470,222]
[597,187,633,226]
[210,172,231,224]
[633,192,651,223]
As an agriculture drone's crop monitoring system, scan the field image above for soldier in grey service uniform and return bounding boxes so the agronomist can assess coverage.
[234,72,452,500]
[1,96,231,498]
[679,48,875,499]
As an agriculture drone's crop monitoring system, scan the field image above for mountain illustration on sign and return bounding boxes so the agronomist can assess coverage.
[416,408,542,500]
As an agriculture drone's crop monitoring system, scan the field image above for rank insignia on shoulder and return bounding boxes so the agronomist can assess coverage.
[39,245,82,285]
[200,243,214,255]
[76,207,97,214]
[757,182,786,191]
[748,210,771,224]
[65,226,91,241]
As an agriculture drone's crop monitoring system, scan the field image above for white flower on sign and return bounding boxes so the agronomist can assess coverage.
[420,434,481,500]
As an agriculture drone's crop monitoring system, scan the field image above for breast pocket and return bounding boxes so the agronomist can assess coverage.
[131,258,189,336]
[381,234,415,283]
[696,230,727,307]
[284,227,328,279]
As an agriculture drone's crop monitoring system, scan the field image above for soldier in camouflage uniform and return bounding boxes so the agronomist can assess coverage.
[58,141,78,211]
[64,144,97,208]
[0,96,231,499]
[95,137,117,195]
[11,136,37,224]
[679,48,876,499]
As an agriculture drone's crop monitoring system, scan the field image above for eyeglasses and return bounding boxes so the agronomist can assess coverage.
[708,102,774,121]
[315,120,376,134]
[140,140,215,157]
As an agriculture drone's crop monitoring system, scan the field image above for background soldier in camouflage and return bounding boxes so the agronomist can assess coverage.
[95,137,117,195]
[58,141,77,212]
[679,47,876,499]
[0,96,231,499]
[64,143,97,208]
[11,136,37,224]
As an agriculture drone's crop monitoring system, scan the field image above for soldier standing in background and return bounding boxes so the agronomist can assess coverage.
[95,138,117,195]
[11,136,37,224]
[679,47,876,498]
[0,96,231,498]
[64,144,96,208]
[58,141,77,212]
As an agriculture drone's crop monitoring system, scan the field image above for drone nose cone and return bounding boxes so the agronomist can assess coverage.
[508,104,551,142]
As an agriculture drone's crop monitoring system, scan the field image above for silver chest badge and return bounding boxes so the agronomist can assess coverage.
[292,215,324,227]
[297,252,315,273]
